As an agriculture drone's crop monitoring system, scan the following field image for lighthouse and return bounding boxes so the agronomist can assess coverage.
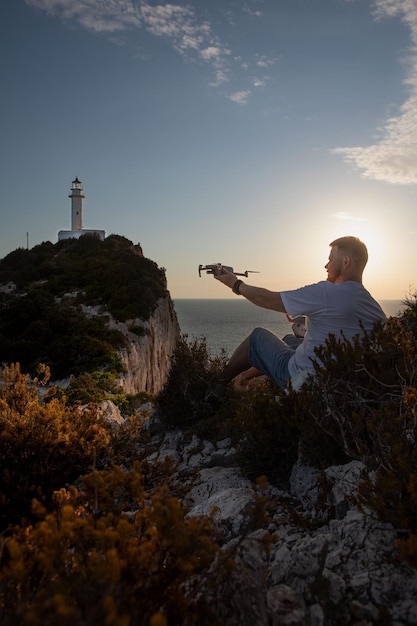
[70,176,84,231]
[58,177,105,242]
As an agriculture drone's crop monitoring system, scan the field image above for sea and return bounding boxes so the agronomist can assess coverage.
[173,298,406,358]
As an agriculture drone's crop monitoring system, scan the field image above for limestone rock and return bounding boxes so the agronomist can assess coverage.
[138,407,417,626]
[109,296,180,395]
[98,399,124,426]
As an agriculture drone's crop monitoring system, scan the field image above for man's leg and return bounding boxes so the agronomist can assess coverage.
[239,367,263,382]
[249,328,295,389]
[221,335,252,382]
[220,328,295,389]
[232,366,265,393]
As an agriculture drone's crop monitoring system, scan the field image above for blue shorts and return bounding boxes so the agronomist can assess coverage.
[249,327,295,389]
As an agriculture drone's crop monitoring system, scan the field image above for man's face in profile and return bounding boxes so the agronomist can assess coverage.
[325,246,344,283]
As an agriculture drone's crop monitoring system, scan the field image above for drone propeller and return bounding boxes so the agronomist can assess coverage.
[242,270,259,277]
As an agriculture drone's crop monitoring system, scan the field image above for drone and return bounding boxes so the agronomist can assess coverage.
[198,263,259,278]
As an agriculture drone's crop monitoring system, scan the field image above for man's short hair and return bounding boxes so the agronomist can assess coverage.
[330,236,368,269]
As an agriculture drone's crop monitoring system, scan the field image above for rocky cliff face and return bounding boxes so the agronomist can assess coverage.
[108,296,180,395]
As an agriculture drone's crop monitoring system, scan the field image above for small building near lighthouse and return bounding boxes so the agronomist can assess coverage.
[58,177,105,242]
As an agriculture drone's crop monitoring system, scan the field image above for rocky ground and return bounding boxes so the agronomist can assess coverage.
[103,400,417,626]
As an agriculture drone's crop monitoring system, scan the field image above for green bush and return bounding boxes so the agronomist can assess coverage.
[156,336,233,428]
[65,373,108,405]
[291,316,417,563]
[0,291,126,379]
[111,391,154,416]
[232,382,300,488]
[297,318,416,464]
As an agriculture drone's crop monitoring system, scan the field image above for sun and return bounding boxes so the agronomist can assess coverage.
[329,211,385,266]
[354,227,383,264]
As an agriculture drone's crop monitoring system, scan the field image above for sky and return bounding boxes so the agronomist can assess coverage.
[1,0,416,300]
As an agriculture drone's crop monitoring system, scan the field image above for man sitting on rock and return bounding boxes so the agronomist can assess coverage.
[214,236,386,391]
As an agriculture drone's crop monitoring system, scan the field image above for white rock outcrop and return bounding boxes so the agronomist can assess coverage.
[108,296,180,395]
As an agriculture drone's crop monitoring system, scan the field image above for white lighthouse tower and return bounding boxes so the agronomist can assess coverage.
[58,177,105,242]
[70,176,84,231]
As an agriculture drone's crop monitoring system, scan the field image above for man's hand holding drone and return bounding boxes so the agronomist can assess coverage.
[213,265,238,287]
[198,264,258,295]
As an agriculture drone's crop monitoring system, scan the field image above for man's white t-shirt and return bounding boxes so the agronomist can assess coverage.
[281,280,386,381]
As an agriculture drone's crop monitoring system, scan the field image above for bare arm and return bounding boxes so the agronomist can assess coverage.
[215,269,286,313]
[239,283,286,313]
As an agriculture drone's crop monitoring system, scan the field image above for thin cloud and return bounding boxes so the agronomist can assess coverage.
[139,2,210,50]
[243,7,264,18]
[209,69,229,87]
[25,0,259,103]
[333,0,417,185]
[253,76,268,87]
[228,90,251,104]
[200,46,226,62]
[332,212,368,223]
[255,54,276,68]
[27,0,141,32]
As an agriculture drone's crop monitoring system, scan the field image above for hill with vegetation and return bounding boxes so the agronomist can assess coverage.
[0,234,168,380]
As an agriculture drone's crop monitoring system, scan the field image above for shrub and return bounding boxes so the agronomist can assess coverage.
[0,293,126,379]
[230,381,300,488]
[64,370,123,405]
[156,336,301,486]
[65,373,108,404]
[156,336,233,428]
[295,317,417,536]
[0,464,228,626]
[111,391,154,416]
[401,290,417,338]
[0,364,113,529]
[0,363,275,624]
[0,363,166,531]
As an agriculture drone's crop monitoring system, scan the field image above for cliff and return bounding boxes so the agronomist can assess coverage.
[109,296,180,394]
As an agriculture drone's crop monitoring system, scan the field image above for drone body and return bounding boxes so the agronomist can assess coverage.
[198,263,258,278]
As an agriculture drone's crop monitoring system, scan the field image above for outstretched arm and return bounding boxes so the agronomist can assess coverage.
[215,268,286,313]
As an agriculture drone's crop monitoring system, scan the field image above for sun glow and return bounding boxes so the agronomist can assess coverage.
[329,209,387,265]
[324,208,405,298]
